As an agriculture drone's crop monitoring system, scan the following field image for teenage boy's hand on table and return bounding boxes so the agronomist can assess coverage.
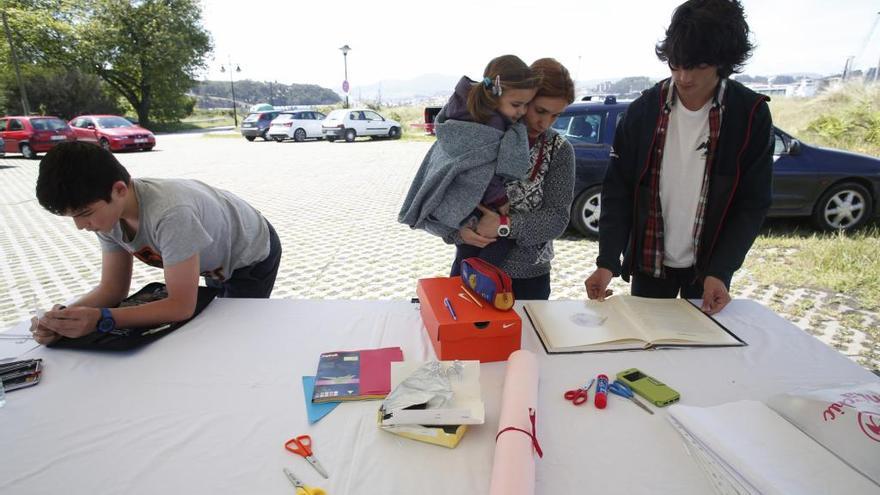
[474,204,501,238]
[29,304,68,345]
[701,276,731,315]
[35,306,102,341]
[585,268,614,301]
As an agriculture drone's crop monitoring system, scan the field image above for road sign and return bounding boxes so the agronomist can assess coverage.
[342,80,350,93]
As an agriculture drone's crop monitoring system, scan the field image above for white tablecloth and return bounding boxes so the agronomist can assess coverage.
[1,299,876,494]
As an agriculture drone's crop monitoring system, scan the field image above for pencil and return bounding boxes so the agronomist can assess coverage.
[459,285,483,308]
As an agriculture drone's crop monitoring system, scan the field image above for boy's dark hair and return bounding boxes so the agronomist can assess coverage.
[36,141,131,215]
[467,54,542,124]
[655,0,754,78]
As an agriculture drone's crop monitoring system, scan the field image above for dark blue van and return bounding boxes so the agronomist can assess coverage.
[555,97,880,237]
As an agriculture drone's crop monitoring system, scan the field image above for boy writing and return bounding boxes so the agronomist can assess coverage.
[31,142,281,344]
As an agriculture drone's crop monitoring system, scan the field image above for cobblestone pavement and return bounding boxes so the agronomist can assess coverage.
[1,132,876,369]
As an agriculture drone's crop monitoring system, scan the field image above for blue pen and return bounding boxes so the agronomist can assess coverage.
[443,297,458,321]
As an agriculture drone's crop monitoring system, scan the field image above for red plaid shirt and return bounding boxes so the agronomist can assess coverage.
[641,79,727,278]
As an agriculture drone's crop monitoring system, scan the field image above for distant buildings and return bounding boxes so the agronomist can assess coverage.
[746,78,820,98]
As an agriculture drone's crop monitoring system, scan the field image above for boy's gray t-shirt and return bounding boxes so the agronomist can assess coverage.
[96,178,270,282]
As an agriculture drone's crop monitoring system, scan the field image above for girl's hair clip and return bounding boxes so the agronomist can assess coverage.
[483,75,503,97]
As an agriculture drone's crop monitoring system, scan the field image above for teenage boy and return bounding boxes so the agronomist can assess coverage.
[31,141,282,345]
[584,0,773,314]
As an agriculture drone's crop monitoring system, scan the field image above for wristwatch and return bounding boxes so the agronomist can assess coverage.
[497,215,511,237]
[96,308,116,334]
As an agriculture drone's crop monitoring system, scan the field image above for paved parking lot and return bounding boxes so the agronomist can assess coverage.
[0,131,876,369]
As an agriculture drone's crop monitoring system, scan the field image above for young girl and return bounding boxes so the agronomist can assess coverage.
[399,54,541,271]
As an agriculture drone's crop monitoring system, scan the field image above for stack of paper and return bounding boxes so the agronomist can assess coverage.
[378,360,483,448]
[667,400,879,495]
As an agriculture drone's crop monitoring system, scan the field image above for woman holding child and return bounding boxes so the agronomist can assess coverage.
[400,56,575,300]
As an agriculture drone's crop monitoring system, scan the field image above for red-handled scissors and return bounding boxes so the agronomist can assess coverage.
[564,378,595,406]
[285,435,330,479]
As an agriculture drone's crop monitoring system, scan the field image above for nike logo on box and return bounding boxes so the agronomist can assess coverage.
[502,323,516,329]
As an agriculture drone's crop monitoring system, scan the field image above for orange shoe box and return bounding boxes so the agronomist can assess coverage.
[417,277,521,363]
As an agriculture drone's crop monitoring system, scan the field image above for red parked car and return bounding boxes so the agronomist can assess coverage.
[0,116,77,159]
[68,115,156,152]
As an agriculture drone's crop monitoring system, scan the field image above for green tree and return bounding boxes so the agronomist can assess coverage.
[76,0,212,127]
[1,67,123,118]
[2,0,212,127]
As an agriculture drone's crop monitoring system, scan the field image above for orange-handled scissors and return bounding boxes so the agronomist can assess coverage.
[285,435,329,479]
[564,378,595,406]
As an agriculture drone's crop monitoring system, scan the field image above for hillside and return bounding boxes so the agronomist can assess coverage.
[192,80,341,108]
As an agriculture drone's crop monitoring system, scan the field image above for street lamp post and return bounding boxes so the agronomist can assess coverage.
[339,44,351,108]
[220,58,242,127]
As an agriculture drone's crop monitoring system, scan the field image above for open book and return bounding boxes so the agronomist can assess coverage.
[523,296,744,353]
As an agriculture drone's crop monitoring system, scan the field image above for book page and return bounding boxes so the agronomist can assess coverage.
[524,299,650,350]
[619,297,739,345]
[669,401,879,495]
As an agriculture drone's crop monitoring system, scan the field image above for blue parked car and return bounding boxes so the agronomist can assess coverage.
[555,97,880,237]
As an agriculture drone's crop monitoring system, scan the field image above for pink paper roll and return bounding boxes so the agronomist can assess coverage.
[489,349,540,495]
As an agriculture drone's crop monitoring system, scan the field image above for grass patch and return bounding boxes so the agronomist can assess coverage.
[202,132,241,139]
[771,82,880,157]
[745,227,880,311]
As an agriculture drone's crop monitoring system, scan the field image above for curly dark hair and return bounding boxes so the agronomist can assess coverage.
[36,141,131,215]
[655,0,754,78]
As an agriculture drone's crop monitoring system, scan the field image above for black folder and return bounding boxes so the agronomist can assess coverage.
[48,283,218,351]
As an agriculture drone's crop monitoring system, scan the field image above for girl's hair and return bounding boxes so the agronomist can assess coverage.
[530,58,575,104]
[467,54,542,124]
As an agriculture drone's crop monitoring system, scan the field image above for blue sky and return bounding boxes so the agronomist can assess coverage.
[201,0,880,90]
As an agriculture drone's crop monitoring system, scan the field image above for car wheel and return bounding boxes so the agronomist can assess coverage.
[327,137,336,142]
[245,136,256,142]
[389,126,401,139]
[99,138,111,151]
[344,128,357,142]
[294,128,307,142]
[571,186,602,238]
[273,136,284,142]
[812,181,872,232]
[20,143,37,160]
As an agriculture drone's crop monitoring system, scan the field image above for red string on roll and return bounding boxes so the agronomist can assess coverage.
[494,407,543,458]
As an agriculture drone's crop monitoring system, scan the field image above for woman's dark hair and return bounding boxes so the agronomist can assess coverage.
[531,58,575,104]
[655,0,754,78]
[467,54,542,124]
[36,141,131,215]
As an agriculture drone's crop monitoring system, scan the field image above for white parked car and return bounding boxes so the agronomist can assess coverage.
[267,111,326,142]
[321,109,402,142]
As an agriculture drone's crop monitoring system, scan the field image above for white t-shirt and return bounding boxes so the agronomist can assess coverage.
[97,178,270,282]
[659,99,711,268]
